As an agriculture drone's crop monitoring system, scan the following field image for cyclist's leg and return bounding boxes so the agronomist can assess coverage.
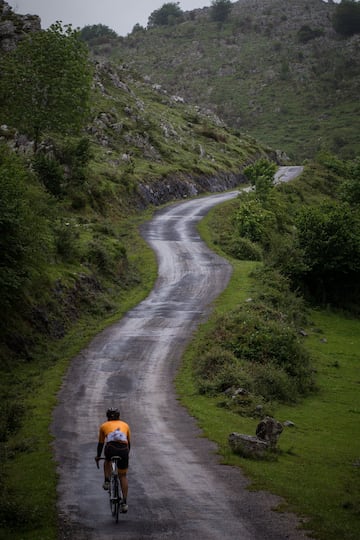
[104,460,111,481]
[119,471,128,500]
[103,443,114,488]
[117,447,129,502]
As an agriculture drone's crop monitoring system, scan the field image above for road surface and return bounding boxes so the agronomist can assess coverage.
[274,166,304,184]
[53,172,310,539]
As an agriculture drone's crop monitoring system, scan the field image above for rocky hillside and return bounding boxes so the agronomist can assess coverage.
[100,0,360,161]
[0,1,278,209]
[0,0,40,51]
[85,60,280,208]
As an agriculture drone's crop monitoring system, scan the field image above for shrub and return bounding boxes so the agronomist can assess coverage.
[210,0,233,23]
[195,346,248,395]
[0,401,26,443]
[295,201,360,305]
[85,240,127,277]
[250,265,308,326]
[226,236,263,261]
[80,24,118,42]
[53,221,80,262]
[148,2,184,27]
[251,363,297,403]
[340,157,360,205]
[0,146,51,318]
[33,153,64,197]
[209,303,315,401]
[297,25,324,43]
[233,197,276,243]
[332,0,360,37]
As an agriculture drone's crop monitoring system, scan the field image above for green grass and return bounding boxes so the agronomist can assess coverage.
[176,218,360,540]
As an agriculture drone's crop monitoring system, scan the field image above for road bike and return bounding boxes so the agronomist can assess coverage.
[96,456,124,523]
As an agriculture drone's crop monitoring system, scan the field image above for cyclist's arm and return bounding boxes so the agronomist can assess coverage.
[96,442,104,458]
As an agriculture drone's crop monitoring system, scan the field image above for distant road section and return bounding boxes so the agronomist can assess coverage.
[274,166,304,184]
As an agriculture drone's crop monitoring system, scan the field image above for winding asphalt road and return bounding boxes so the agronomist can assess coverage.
[53,168,310,539]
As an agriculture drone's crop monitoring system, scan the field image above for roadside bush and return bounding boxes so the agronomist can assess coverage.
[251,363,297,403]
[0,491,40,529]
[243,159,277,202]
[250,265,308,326]
[204,303,315,402]
[228,307,308,367]
[294,201,360,305]
[233,197,276,244]
[0,401,26,443]
[195,347,246,395]
[85,239,127,277]
[225,236,263,261]
[265,233,309,287]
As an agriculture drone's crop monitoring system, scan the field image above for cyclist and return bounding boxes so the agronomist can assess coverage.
[95,407,131,513]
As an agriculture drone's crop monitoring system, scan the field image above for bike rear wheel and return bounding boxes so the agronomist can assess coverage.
[109,475,120,522]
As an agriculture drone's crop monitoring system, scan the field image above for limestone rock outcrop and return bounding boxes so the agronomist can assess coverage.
[229,416,284,458]
[0,0,41,52]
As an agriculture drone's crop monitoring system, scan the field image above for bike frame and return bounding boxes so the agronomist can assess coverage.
[97,456,123,523]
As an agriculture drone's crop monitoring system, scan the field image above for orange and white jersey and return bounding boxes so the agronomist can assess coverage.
[98,420,131,446]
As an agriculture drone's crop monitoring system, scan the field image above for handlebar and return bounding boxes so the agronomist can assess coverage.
[95,457,105,469]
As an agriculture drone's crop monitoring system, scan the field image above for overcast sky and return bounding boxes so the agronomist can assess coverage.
[6,1,223,36]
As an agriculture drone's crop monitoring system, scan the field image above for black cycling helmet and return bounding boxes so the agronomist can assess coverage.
[106,407,120,420]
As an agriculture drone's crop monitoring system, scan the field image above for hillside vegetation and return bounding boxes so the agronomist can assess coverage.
[94,0,360,161]
[0,1,359,538]
[0,5,274,536]
[177,155,360,540]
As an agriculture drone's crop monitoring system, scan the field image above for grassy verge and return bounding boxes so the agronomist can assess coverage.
[1,212,157,540]
[176,214,360,540]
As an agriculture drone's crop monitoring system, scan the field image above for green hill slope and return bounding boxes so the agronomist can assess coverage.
[102,0,360,161]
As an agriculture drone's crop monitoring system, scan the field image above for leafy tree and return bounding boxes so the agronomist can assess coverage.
[0,23,93,151]
[131,23,145,34]
[332,0,360,37]
[33,136,93,197]
[210,0,233,23]
[295,202,360,304]
[148,2,184,27]
[340,157,360,205]
[80,24,118,42]
[244,159,277,202]
[234,197,276,244]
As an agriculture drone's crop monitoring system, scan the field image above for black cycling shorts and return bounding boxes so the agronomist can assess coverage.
[104,441,129,471]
